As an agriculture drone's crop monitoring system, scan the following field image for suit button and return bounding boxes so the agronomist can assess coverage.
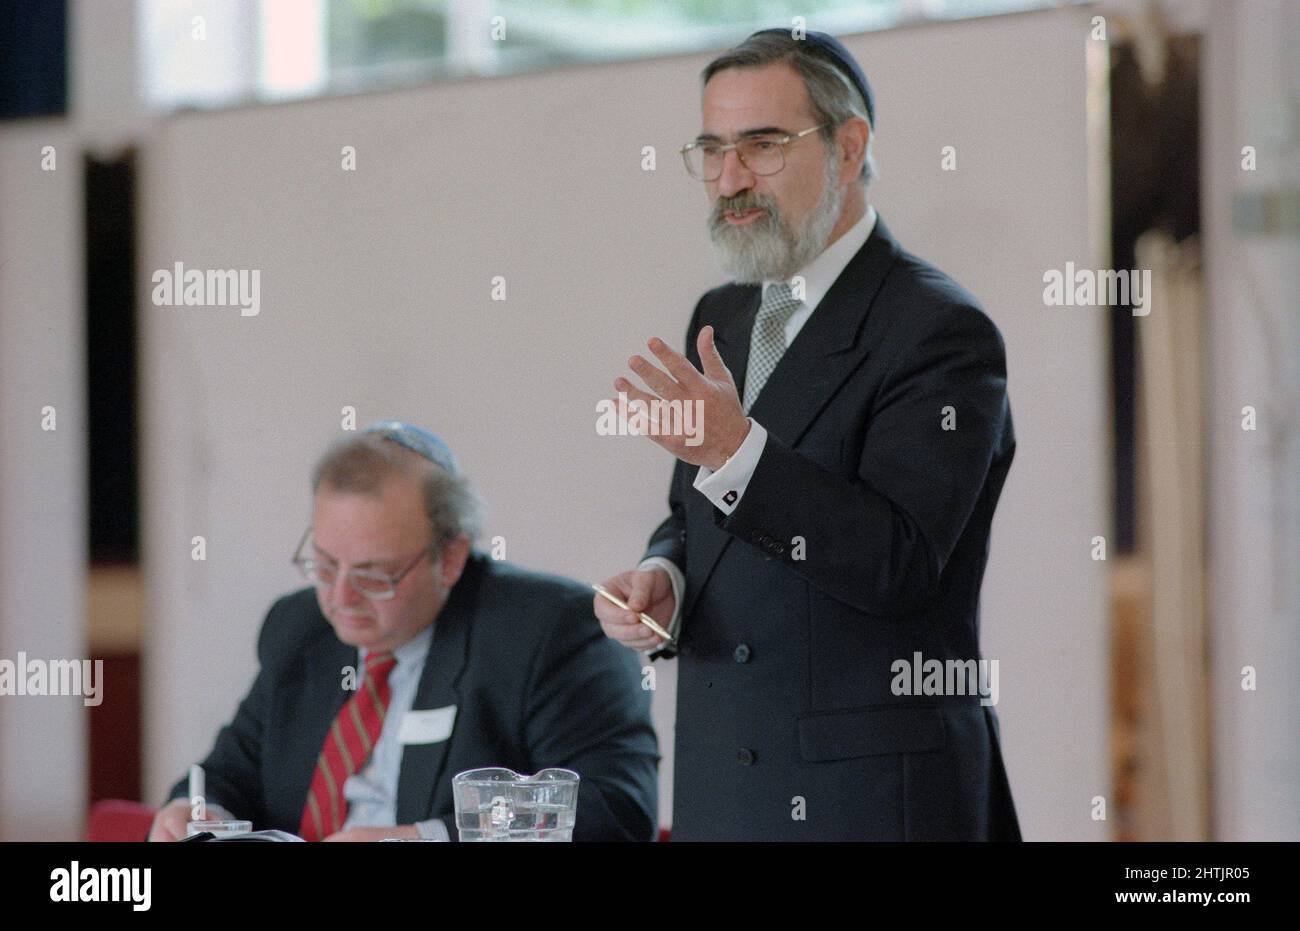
[733,644,751,663]
[678,530,687,542]
[737,748,755,766]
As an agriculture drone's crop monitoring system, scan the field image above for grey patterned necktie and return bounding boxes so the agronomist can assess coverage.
[742,281,802,412]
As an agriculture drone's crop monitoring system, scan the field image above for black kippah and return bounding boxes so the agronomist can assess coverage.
[748,28,876,128]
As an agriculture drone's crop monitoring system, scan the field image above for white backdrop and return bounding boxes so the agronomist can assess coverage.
[139,7,1109,838]
[0,125,87,841]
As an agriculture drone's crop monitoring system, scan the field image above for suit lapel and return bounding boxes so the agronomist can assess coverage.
[748,215,901,445]
[683,216,901,619]
[713,285,762,400]
[290,632,357,814]
[394,554,481,824]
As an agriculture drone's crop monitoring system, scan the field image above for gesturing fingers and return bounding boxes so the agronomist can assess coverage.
[611,379,669,439]
[647,337,707,392]
[628,354,681,400]
[613,377,657,409]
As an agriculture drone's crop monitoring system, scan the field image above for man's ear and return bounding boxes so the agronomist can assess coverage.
[438,535,471,589]
[837,115,870,181]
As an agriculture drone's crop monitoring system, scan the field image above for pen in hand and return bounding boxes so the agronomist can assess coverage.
[189,764,205,821]
[592,583,675,645]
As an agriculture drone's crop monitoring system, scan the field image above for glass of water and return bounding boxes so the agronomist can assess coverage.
[452,767,579,842]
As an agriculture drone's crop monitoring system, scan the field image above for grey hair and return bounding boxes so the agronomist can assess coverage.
[311,433,484,553]
[702,31,876,187]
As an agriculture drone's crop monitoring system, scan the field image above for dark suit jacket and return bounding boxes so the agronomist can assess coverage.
[167,552,659,841]
[644,214,1021,841]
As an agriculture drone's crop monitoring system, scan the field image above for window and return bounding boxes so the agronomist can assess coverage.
[139,0,1071,111]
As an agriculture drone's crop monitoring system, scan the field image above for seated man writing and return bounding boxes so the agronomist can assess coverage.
[149,422,658,841]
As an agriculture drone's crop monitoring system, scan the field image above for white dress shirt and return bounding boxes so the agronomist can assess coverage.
[640,204,878,643]
[343,623,449,840]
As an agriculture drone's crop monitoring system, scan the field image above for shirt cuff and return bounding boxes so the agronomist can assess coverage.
[693,419,768,515]
[637,556,684,646]
[415,817,450,841]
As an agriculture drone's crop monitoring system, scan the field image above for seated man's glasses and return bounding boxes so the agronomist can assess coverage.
[292,528,431,600]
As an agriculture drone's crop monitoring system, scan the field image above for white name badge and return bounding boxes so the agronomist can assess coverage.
[398,705,458,745]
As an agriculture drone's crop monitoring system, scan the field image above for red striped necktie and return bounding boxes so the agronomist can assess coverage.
[299,650,397,841]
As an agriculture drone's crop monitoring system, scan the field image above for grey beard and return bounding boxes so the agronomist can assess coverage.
[708,160,844,284]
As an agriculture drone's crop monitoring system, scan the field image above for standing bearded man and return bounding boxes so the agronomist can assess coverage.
[594,29,1021,841]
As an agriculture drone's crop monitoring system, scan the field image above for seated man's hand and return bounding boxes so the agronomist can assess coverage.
[323,824,421,842]
[147,798,236,841]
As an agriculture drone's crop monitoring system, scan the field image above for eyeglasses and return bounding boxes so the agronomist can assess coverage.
[680,123,829,182]
[292,528,431,600]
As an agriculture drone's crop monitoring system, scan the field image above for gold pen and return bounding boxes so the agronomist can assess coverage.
[592,583,675,644]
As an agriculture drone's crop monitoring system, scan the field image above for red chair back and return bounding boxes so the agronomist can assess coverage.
[87,799,156,841]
